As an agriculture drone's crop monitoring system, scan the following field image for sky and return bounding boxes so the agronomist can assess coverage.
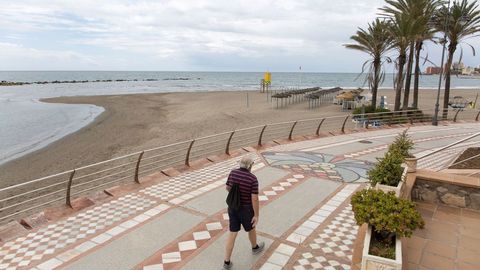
[0,0,478,72]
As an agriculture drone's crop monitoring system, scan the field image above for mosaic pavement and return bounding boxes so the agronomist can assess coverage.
[0,123,478,270]
[262,151,372,183]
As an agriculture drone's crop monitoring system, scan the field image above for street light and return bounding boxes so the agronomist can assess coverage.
[432,0,451,126]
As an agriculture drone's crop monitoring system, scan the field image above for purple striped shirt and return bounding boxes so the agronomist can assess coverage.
[226,168,258,206]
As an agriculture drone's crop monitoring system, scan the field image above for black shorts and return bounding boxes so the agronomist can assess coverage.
[228,206,254,232]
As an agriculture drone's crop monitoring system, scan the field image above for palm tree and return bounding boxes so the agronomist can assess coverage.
[380,0,440,109]
[344,19,393,110]
[413,1,440,108]
[435,0,480,117]
[388,13,417,111]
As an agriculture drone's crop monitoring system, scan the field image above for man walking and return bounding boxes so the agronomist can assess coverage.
[223,156,264,269]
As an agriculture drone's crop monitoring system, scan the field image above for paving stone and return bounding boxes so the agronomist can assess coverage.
[91,234,112,244]
[182,233,273,270]
[74,241,97,253]
[143,264,164,270]
[276,243,296,256]
[161,252,181,263]
[57,249,82,262]
[206,222,222,231]
[183,166,288,215]
[257,178,340,237]
[140,155,261,200]
[268,252,291,266]
[63,209,202,270]
[193,231,211,241]
[178,241,197,251]
[260,262,283,270]
[37,258,63,270]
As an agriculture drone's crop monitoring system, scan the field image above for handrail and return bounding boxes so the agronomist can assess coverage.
[448,153,480,169]
[0,171,71,193]
[418,132,480,160]
[1,108,479,224]
[0,107,461,190]
[74,151,142,171]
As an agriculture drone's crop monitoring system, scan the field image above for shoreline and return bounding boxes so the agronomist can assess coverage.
[0,102,104,166]
[0,88,479,187]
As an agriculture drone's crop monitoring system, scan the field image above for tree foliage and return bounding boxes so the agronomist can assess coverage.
[434,0,480,117]
[368,148,404,186]
[344,19,393,110]
[388,129,415,158]
[351,189,425,238]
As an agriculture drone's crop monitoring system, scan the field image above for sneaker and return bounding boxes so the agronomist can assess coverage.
[252,242,265,254]
[223,261,233,269]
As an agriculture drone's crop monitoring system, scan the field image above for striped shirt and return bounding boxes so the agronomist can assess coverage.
[226,168,259,206]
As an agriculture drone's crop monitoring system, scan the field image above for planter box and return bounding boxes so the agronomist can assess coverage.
[375,166,407,197]
[361,226,402,270]
[404,157,417,173]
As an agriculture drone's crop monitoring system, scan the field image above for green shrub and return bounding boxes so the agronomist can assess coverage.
[352,105,391,115]
[388,129,414,158]
[351,189,425,239]
[368,149,404,186]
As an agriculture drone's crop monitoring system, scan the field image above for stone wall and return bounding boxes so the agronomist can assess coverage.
[411,178,480,210]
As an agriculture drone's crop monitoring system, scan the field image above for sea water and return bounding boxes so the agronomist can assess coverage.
[0,71,479,165]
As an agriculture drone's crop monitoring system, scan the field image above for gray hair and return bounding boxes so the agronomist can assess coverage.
[239,156,254,169]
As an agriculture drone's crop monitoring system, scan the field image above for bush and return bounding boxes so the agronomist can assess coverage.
[351,189,425,239]
[388,129,414,158]
[352,105,390,115]
[368,149,404,186]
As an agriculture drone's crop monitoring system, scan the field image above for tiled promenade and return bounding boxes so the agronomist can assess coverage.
[1,122,480,270]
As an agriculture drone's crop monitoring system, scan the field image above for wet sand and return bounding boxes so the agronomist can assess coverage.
[0,88,478,186]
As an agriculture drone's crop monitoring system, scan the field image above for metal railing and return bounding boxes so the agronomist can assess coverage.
[0,108,478,225]
[417,130,480,171]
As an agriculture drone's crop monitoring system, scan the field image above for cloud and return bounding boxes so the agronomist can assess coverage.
[0,42,99,70]
[0,0,477,71]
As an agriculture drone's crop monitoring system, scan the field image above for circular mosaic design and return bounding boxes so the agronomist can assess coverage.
[262,151,373,183]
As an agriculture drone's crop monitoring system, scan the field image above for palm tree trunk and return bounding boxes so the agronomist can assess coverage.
[403,41,415,110]
[395,54,406,111]
[372,59,380,110]
[413,41,422,109]
[443,44,456,119]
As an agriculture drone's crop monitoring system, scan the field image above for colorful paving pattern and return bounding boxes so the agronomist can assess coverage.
[0,123,478,270]
[262,151,372,183]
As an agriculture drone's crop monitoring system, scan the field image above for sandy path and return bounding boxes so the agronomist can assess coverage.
[0,88,478,186]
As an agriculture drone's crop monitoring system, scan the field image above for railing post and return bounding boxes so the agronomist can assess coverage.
[258,125,267,146]
[315,118,325,136]
[365,115,370,129]
[389,113,394,126]
[134,151,144,184]
[341,115,349,133]
[476,110,480,121]
[453,109,461,122]
[66,169,76,208]
[409,113,414,125]
[288,121,298,140]
[225,131,235,155]
[185,140,195,167]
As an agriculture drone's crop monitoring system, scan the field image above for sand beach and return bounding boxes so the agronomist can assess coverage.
[0,88,478,186]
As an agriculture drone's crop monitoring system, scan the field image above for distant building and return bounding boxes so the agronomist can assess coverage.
[425,66,442,75]
[462,66,475,75]
[452,62,465,75]
[425,62,479,75]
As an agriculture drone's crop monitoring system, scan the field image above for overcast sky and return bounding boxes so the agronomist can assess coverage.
[0,0,478,72]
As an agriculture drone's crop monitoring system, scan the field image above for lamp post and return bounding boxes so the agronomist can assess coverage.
[432,0,451,126]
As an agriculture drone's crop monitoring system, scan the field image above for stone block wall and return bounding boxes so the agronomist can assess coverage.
[411,178,480,210]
